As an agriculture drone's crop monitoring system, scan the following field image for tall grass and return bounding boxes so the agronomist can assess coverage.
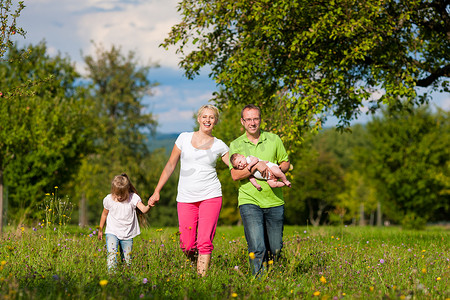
[0,223,448,299]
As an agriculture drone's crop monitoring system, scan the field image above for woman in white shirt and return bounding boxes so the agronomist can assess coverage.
[149,104,229,276]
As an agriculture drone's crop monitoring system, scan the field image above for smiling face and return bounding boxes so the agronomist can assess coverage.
[241,107,261,136]
[197,108,218,132]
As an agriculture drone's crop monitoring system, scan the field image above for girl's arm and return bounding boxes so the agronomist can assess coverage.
[148,144,181,206]
[98,208,109,240]
[136,201,151,214]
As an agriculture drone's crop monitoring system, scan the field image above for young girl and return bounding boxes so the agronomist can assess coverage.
[98,173,151,270]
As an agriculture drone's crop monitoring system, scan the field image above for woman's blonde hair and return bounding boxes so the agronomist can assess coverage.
[197,104,220,125]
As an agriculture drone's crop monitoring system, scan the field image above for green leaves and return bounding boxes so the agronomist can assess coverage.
[163,0,449,144]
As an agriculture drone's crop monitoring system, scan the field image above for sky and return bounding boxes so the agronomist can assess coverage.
[13,0,450,134]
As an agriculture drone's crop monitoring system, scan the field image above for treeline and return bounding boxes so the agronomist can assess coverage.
[1,42,449,230]
[213,106,450,229]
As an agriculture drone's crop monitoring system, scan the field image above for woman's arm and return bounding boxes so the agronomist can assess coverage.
[148,144,181,206]
[221,152,230,167]
[98,208,109,240]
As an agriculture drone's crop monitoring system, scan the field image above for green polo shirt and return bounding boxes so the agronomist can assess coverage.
[229,131,289,208]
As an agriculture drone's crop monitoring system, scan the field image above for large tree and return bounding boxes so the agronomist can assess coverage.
[72,44,159,224]
[0,42,95,226]
[361,106,449,224]
[162,0,450,142]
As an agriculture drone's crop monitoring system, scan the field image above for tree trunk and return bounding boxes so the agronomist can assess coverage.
[359,203,365,226]
[79,192,88,227]
[376,201,382,226]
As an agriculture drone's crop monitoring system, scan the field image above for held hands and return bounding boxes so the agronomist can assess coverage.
[148,192,160,207]
[98,230,103,241]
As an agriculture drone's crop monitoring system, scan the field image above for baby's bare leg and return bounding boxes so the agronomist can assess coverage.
[267,179,287,188]
[269,166,291,187]
[249,176,262,191]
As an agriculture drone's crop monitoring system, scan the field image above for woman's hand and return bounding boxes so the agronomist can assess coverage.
[148,192,160,207]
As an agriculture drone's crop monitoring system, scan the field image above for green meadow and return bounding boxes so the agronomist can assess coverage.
[0,225,448,299]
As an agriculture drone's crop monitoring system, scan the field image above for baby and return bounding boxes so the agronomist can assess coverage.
[230,153,291,191]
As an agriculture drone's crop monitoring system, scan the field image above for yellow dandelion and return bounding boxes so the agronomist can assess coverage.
[422,250,426,253]
[45,193,50,196]
[320,276,326,284]
[331,236,334,239]
[268,260,274,265]
[342,293,346,296]
[54,186,58,189]
[231,293,238,298]
[249,252,255,260]
[436,277,441,281]
[421,268,427,274]
[1,261,6,266]
[369,286,374,292]
[400,295,406,300]
[99,279,108,287]
[313,291,320,296]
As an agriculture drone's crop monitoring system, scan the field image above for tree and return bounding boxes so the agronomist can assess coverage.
[361,106,450,225]
[1,0,25,59]
[72,44,159,225]
[162,0,450,143]
[0,42,95,227]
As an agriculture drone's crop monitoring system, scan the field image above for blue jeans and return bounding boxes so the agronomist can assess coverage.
[105,234,133,270]
[239,204,284,276]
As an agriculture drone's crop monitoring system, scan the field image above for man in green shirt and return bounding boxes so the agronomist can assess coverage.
[229,104,290,276]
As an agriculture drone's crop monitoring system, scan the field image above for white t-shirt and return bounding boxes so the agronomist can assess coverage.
[103,193,141,240]
[175,132,229,203]
[247,155,277,180]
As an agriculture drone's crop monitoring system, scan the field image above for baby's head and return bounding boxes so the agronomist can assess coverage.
[230,153,247,170]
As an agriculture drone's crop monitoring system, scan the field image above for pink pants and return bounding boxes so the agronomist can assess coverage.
[177,197,222,255]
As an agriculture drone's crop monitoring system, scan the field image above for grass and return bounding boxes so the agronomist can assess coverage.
[0,224,449,299]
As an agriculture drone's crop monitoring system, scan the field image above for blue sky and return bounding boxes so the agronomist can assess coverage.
[13,0,450,133]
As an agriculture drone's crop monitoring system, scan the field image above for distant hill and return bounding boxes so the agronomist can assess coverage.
[146,132,179,153]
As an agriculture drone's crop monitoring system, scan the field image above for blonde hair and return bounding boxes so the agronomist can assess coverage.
[111,173,137,202]
[110,173,148,226]
[197,104,220,125]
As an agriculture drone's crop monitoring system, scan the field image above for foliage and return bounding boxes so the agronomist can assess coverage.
[70,44,160,224]
[0,42,95,222]
[0,0,25,60]
[162,0,450,144]
[0,225,449,299]
[361,106,450,224]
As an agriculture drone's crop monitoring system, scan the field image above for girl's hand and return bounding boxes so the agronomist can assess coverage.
[98,230,103,241]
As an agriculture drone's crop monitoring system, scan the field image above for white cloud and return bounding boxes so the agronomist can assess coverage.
[76,0,181,69]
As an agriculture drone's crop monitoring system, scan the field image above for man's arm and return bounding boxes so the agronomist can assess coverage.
[231,161,270,181]
[279,161,290,173]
